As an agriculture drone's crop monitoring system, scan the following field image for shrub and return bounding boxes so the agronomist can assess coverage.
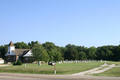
[17,60,22,65]
[4,60,6,64]
[13,60,22,65]
[13,62,17,65]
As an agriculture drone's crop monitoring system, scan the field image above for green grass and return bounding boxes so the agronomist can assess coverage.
[106,61,120,65]
[91,61,120,77]
[0,62,104,74]
[97,66,110,70]
[92,67,120,77]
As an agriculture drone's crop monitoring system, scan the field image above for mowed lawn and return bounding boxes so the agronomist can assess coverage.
[106,61,120,65]
[92,61,120,77]
[92,67,120,77]
[0,62,104,74]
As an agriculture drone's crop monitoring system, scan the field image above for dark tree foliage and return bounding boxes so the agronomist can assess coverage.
[0,45,7,59]
[79,51,87,60]
[64,44,79,60]
[14,42,29,49]
[42,42,63,61]
[1,41,120,61]
[28,41,38,49]
[87,46,96,60]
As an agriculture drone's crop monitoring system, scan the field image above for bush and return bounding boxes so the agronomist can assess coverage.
[13,62,17,65]
[13,60,22,65]
[4,60,6,64]
[17,60,22,65]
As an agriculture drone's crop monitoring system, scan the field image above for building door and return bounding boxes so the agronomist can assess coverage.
[8,57,10,62]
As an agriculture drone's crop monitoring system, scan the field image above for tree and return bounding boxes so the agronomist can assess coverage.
[79,52,86,60]
[65,44,79,60]
[112,46,120,61]
[105,49,113,60]
[100,50,105,60]
[42,42,63,61]
[42,42,56,51]
[0,45,7,59]
[28,41,38,49]
[54,51,62,61]
[59,47,66,60]
[87,46,96,59]
[14,42,29,49]
[32,43,49,66]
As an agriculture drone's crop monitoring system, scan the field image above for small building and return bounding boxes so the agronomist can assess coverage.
[5,41,32,63]
[0,58,4,64]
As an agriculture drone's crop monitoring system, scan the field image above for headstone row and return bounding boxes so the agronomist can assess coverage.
[58,60,103,64]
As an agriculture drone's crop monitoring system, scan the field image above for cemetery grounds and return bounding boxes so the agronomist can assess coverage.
[91,61,120,77]
[0,60,120,77]
[0,60,104,74]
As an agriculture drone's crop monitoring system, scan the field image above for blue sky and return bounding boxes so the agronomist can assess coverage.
[0,0,120,47]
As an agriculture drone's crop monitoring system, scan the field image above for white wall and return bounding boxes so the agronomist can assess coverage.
[8,46,15,53]
[23,50,32,57]
[10,46,15,51]
[0,60,4,64]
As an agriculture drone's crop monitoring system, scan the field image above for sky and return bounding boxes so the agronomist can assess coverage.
[0,0,120,48]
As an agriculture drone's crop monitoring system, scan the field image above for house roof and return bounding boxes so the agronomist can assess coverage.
[9,41,14,46]
[12,49,30,56]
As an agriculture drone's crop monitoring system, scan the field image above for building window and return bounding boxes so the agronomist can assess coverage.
[8,57,10,62]
[14,56,15,61]
[26,57,28,60]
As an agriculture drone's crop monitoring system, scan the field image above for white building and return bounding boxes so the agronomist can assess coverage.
[0,58,4,64]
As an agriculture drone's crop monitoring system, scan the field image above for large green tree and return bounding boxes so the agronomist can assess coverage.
[42,42,63,61]
[32,43,49,65]
[65,44,79,60]
[87,46,96,59]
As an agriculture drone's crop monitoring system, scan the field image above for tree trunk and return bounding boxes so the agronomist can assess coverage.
[38,61,41,66]
[38,61,40,66]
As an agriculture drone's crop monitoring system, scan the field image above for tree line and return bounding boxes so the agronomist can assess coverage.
[0,41,120,61]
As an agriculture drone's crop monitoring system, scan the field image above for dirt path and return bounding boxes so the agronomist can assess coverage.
[0,65,10,67]
[72,62,115,75]
[0,73,120,80]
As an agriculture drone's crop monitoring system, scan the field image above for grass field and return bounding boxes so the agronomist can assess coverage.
[97,66,110,70]
[0,62,104,74]
[92,67,120,77]
[106,61,120,65]
[92,61,120,77]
